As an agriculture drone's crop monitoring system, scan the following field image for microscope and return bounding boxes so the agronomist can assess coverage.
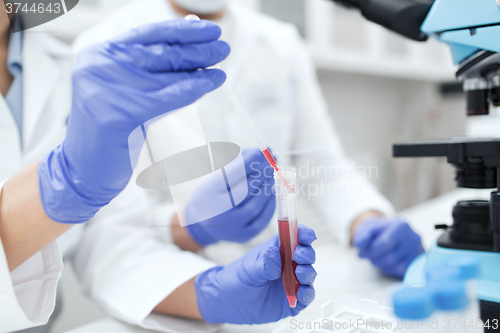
[330,0,500,326]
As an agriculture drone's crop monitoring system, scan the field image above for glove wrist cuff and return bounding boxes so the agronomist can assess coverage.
[186,222,217,247]
[38,146,109,224]
[194,267,225,323]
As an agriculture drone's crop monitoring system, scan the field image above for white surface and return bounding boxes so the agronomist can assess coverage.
[63,242,398,333]
[50,262,106,333]
[272,303,396,333]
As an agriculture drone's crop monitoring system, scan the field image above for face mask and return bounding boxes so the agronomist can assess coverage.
[172,0,227,14]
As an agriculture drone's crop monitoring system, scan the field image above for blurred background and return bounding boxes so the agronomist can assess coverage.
[39,0,476,331]
[43,0,467,212]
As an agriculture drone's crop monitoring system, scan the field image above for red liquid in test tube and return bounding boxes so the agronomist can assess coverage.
[275,167,299,308]
[278,218,300,308]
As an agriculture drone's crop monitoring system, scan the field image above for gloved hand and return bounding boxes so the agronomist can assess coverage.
[38,20,230,223]
[185,148,276,246]
[353,217,425,279]
[195,225,317,324]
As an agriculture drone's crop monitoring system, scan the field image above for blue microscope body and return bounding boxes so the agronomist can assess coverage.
[330,0,500,325]
[401,0,500,322]
[422,0,500,64]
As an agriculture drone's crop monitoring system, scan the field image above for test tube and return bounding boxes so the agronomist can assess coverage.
[274,167,299,308]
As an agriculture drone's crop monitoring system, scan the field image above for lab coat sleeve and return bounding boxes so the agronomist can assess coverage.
[289,31,395,246]
[0,179,63,332]
[71,185,221,333]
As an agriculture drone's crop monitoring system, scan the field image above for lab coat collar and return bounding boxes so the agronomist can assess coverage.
[0,96,21,180]
[22,28,71,150]
[7,19,23,72]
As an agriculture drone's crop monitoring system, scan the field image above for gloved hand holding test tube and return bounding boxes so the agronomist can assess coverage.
[225,68,304,309]
[222,45,302,309]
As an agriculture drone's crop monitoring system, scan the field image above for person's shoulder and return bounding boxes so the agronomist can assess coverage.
[25,28,72,58]
[230,1,304,55]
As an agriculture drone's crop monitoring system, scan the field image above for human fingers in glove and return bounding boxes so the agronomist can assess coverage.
[353,217,425,279]
[194,224,317,324]
[39,19,230,224]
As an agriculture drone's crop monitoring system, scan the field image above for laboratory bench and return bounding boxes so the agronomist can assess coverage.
[63,188,490,333]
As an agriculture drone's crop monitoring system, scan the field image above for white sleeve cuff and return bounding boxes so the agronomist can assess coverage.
[0,237,63,332]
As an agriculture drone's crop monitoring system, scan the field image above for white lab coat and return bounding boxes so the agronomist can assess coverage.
[0,29,79,332]
[69,0,396,331]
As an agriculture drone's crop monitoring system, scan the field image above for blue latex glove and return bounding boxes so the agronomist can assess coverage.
[186,148,276,246]
[353,217,425,279]
[195,225,317,324]
[38,20,230,223]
